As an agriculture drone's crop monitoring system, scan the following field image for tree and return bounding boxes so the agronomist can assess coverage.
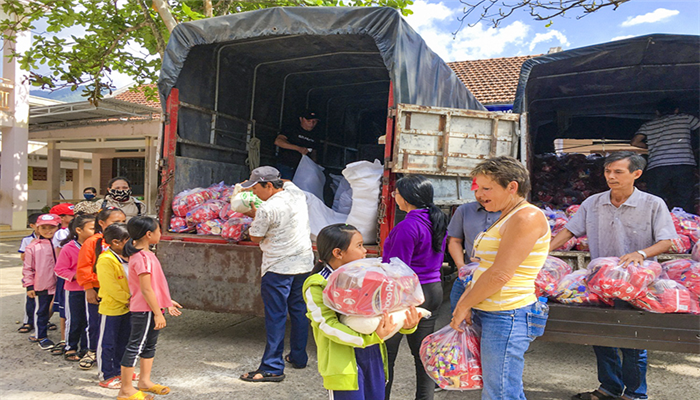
[0,0,413,104]
[458,0,631,28]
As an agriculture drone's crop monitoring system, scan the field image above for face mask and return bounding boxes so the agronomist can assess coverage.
[84,193,95,200]
[109,188,132,202]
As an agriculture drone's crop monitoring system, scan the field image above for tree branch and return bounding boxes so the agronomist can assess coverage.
[152,0,178,32]
[138,0,166,59]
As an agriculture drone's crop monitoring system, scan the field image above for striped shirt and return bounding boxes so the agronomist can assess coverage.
[635,113,700,170]
[472,204,550,311]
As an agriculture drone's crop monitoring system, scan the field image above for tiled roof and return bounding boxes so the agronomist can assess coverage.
[112,84,160,109]
[448,55,539,105]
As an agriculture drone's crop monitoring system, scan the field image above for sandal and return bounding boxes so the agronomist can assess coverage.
[139,384,170,395]
[79,350,96,370]
[571,390,618,400]
[28,335,41,343]
[17,323,33,333]
[47,322,57,331]
[64,350,81,362]
[284,354,306,369]
[51,341,66,355]
[117,391,154,400]
[239,369,285,383]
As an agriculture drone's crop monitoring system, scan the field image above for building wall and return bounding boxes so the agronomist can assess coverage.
[27,169,93,212]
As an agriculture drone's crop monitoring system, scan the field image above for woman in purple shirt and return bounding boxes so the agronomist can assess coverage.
[383,175,448,400]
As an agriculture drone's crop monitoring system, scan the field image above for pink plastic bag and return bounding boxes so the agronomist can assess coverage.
[420,322,482,390]
[630,279,700,314]
[186,200,228,225]
[585,257,662,301]
[554,270,610,306]
[195,219,224,235]
[172,188,212,217]
[458,262,480,281]
[323,258,424,316]
[221,215,253,241]
[535,256,573,297]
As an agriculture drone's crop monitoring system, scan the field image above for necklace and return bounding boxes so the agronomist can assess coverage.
[471,198,527,260]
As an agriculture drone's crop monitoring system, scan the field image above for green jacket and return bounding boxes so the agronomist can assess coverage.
[303,271,417,391]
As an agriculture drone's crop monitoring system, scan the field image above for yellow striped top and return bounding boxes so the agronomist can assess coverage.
[472,203,550,311]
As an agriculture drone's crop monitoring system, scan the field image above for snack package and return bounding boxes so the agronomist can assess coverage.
[230,191,263,214]
[339,307,431,340]
[552,228,577,251]
[323,258,424,316]
[420,322,482,390]
[669,235,692,254]
[196,219,224,235]
[221,214,253,241]
[172,188,212,217]
[186,199,228,225]
[458,262,480,282]
[169,216,194,233]
[565,204,580,218]
[585,257,662,301]
[630,279,700,314]
[535,256,573,297]
[662,259,700,297]
[554,270,609,305]
[205,181,226,199]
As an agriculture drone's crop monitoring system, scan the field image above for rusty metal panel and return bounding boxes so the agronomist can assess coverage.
[157,240,265,316]
[392,103,520,176]
[174,156,248,194]
[540,303,700,354]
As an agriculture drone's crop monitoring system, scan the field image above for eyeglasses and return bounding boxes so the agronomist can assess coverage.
[471,230,487,261]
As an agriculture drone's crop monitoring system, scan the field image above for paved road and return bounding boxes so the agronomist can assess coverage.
[1,240,698,399]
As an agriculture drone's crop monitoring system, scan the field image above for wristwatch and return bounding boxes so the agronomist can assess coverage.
[636,250,647,259]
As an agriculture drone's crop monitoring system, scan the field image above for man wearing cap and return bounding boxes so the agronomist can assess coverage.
[239,166,314,383]
[274,110,321,179]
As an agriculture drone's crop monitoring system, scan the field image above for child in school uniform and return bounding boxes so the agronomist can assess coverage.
[17,213,42,334]
[95,223,132,389]
[54,214,96,361]
[48,203,75,354]
[303,223,422,400]
[22,214,61,350]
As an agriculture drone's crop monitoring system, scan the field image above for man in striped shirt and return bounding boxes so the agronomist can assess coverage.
[631,99,700,213]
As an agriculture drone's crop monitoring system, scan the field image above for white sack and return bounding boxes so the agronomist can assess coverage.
[344,160,383,244]
[332,175,353,215]
[304,191,347,240]
[339,307,431,340]
[293,155,326,200]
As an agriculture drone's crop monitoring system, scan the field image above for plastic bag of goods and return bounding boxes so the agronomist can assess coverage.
[575,236,589,252]
[693,242,700,262]
[535,256,573,297]
[552,228,577,251]
[585,257,662,301]
[671,207,700,244]
[221,214,253,241]
[323,257,424,316]
[205,181,225,199]
[565,205,580,219]
[554,270,609,306]
[230,191,263,214]
[220,185,236,201]
[662,259,700,297]
[293,155,326,200]
[171,188,211,217]
[186,200,228,225]
[668,235,692,254]
[196,219,224,236]
[169,216,194,233]
[630,279,700,314]
[420,322,482,390]
[339,307,431,341]
[458,262,481,282]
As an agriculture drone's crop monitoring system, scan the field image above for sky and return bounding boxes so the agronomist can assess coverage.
[402,0,700,62]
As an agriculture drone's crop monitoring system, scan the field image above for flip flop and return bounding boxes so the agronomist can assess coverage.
[284,354,306,369]
[571,390,618,400]
[47,322,57,331]
[117,391,154,400]
[17,324,33,333]
[51,341,66,355]
[139,384,170,395]
[240,370,285,383]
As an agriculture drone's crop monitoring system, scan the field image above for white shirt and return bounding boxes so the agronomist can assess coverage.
[249,182,314,276]
[19,233,37,253]
[52,228,70,248]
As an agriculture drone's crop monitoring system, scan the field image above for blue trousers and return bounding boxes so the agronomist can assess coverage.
[330,345,386,400]
[86,295,101,351]
[65,290,88,353]
[54,278,66,318]
[97,313,131,381]
[259,271,309,375]
[23,295,36,326]
[33,292,53,340]
[450,278,468,313]
[594,346,648,400]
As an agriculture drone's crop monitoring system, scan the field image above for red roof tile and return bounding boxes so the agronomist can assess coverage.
[448,55,539,105]
[113,84,160,109]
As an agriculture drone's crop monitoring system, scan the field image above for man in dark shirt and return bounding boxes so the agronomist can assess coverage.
[275,110,321,179]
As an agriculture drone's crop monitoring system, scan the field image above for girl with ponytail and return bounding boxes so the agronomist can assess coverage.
[382,174,448,400]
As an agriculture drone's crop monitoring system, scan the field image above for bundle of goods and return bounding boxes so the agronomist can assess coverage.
[205,181,226,199]
[585,257,662,301]
[221,213,253,242]
[554,270,609,305]
[662,259,700,297]
[531,153,606,209]
[420,323,482,390]
[630,279,700,314]
[169,216,194,233]
[575,236,589,251]
[543,208,576,251]
[458,262,480,282]
[671,207,700,247]
[196,219,224,235]
[172,188,213,217]
[186,199,228,225]
[535,256,573,297]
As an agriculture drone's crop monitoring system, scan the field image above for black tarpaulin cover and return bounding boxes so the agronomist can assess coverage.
[158,6,484,112]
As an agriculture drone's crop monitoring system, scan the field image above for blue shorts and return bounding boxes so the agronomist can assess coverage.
[54,278,66,318]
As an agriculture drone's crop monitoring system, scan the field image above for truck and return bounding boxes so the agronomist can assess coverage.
[154,7,700,353]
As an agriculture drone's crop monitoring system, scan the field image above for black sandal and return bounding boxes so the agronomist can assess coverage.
[51,341,66,355]
[47,322,57,331]
[571,390,617,400]
[239,370,285,383]
[64,350,80,362]
[17,324,33,333]
[284,354,306,369]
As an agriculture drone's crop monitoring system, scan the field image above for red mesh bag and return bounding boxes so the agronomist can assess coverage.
[631,279,700,314]
[668,235,692,254]
[195,219,224,235]
[420,322,482,391]
[554,270,610,305]
[221,215,253,241]
[171,188,212,217]
[169,216,194,233]
[586,257,662,301]
[186,199,228,225]
[323,258,424,316]
[535,256,573,297]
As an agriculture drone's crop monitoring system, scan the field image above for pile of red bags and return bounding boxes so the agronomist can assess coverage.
[221,213,253,242]
[531,153,607,209]
[420,323,482,390]
[169,216,194,233]
[535,256,573,297]
[662,259,700,298]
[586,257,662,301]
[554,270,609,305]
[172,188,213,217]
[630,279,700,314]
[323,258,424,316]
[186,199,228,225]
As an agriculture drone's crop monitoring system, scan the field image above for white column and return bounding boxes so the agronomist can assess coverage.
[144,137,158,214]
[47,142,61,206]
[91,153,101,195]
[0,29,30,229]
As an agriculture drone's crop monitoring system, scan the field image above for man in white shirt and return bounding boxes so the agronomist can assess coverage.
[239,166,314,383]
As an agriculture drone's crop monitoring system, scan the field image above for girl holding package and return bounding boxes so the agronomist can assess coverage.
[303,223,421,400]
[118,217,182,400]
[55,214,96,361]
[95,223,132,389]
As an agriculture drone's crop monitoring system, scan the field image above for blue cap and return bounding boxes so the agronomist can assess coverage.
[538,296,549,303]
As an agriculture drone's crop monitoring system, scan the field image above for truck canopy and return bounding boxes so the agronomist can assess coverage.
[513,34,700,153]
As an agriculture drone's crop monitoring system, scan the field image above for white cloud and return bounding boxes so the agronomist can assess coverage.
[529,30,569,52]
[621,8,679,27]
[403,0,455,29]
[611,35,634,41]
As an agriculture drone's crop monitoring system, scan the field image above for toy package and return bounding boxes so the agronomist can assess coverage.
[585,257,662,301]
[458,262,480,282]
[420,322,482,390]
[221,214,253,241]
[172,188,212,217]
[196,219,224,236]
[554,270,609,306]
[535,256,573,297]
[186,199,228,225]
[323,258,424,316]
[630,279,700,314]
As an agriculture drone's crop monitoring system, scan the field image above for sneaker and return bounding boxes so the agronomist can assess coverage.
[38,338,56,350]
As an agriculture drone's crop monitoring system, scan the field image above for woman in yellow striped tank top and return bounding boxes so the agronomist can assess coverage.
[451,156,550,400]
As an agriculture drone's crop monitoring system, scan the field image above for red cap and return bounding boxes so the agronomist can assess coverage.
[50,203,74,216]
[36,214,61,226]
